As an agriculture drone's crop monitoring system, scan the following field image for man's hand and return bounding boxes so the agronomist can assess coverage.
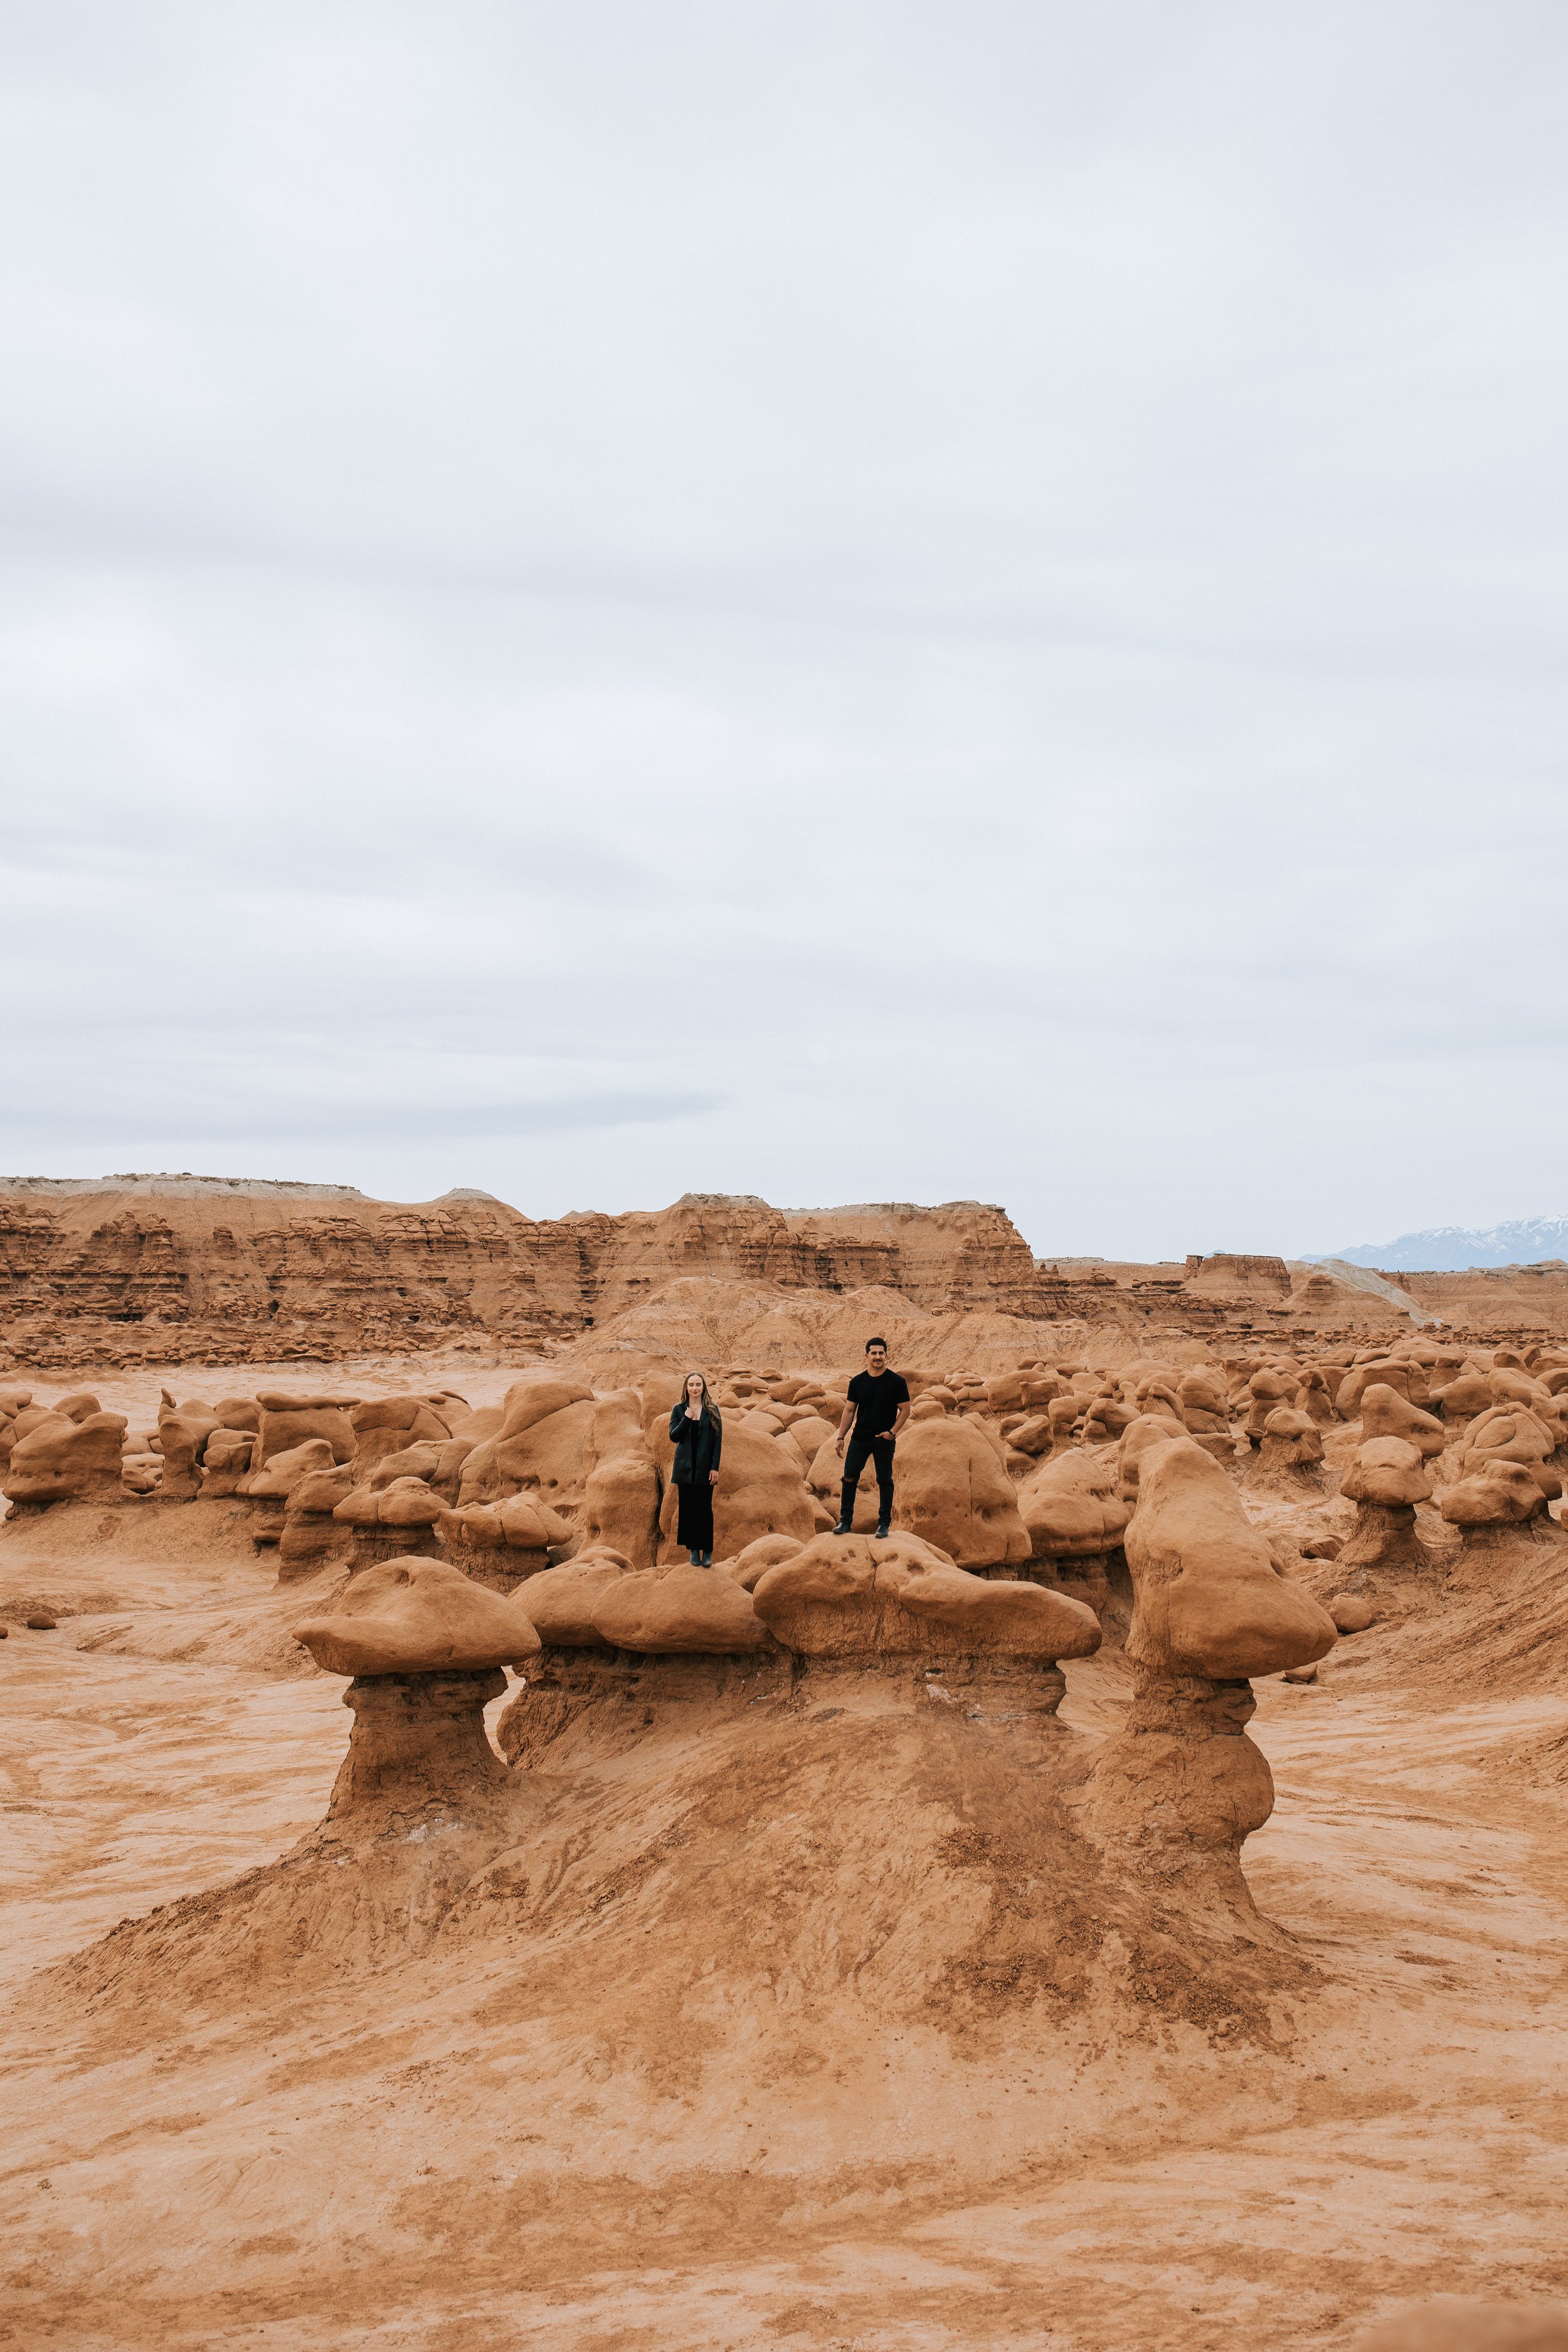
[835,1433,847,1458]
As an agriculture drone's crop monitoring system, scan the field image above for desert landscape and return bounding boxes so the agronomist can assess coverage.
[7,9,1565,2346]
[2,1176,1566,2351]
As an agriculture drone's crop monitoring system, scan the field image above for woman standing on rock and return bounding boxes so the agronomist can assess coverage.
[669,1371,723,1566]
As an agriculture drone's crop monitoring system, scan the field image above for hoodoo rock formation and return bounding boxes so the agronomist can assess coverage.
[292,1557,540,1825]
[750,1528,1100,1719]
[3,1397,127,1509]
[9,1213,1568,2348]
[1091,1434,1337,1895]
[1339,1438,1435,1571]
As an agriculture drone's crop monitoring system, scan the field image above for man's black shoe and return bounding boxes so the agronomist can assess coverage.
[875,1520,891,1539]
[833,1518,854,1536]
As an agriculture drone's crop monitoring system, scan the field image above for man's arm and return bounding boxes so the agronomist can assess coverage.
[887,1401,911,1441]
[834,1399,856,1457]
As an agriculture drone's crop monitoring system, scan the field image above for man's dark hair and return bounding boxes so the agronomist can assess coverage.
[866,1336,887,1352]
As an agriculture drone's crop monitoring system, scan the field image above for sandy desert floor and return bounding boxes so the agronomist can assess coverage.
[1,1362,1566,2350]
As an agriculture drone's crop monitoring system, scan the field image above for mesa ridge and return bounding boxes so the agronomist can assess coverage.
[7,1176,1568,1373]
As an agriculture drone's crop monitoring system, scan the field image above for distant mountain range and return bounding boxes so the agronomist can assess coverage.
[1305,1219,1568,1273]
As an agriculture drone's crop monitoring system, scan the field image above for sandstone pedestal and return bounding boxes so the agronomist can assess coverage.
[1090,1670,1274,1877]
[330,1669,511,1820]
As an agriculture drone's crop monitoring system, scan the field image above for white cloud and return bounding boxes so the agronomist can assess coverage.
[3,1,1566,1251]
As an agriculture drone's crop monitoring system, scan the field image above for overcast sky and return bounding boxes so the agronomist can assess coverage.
[3,3,1565,1259]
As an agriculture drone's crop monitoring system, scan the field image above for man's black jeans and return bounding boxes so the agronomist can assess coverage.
[841,1432,896,1526]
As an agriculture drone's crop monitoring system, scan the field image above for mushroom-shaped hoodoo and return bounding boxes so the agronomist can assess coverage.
[347,1394,456,1481]
[253,1392,358,1468]
[276,1464,356,1581]
[437,1495,571,1591]
[1083,1388,1138,1445]
[1295,1366,1338,1427]
[1337,1356,1424,1416]
[1242,1369,1296,1446]
[199,1426,257,1496]
[1244,1405,1325,1491]
[456,1376,595,1508]
[1123,1437,1336,1682]
[1132,1379,1185,1429]
[238,1437,337,1550]
[1175,1369,1236,1461]
[154,1393,221,1503]
[1092,1434,1337,1884]
[332,1475,445,1567]
[1045,1394,1085,1452]
[1458,1406,1561,1500]
[1118,1412,1185,1497]
[3,1407,129,1510]
[1359,1384,1446,1458]
[294,1557,540,1821]
[1337,1438,1433,1571]
[1431,1365,1495,1421]
[1439,1459,1563,1552]
[241,1436,337,1498]
[295,1555,541,1676]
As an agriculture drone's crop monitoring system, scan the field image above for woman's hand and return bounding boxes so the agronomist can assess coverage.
[709,1469,719,1484]
[685,1406,700,1420]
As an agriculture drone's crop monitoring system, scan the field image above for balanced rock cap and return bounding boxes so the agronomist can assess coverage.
[1440,1463,1546,1526]
[293,1556,541,1676]
[1339,1438,1431,1508]
[591,1564,770,1655]
[1125,1434,1337,1680]
[751,1530,1101,1659]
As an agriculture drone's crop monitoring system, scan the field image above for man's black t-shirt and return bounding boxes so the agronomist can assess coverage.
[847,1369,909,1439]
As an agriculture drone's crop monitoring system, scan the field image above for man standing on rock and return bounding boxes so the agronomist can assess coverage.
[833,1336,910,1539]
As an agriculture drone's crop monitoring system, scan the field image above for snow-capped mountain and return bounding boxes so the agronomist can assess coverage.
[1303,1219,1568,1272]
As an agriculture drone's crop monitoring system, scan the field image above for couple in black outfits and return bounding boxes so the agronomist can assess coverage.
[667,1339,911,1563]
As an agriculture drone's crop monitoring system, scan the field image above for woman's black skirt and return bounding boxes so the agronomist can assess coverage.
[675,1476,715,1552]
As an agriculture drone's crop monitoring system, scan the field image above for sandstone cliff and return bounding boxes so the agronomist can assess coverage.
[5,1176,1563,1372]
[0,1179,1057,1368]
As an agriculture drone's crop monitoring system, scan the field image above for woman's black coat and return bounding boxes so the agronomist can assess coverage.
[668,1402,722,1484]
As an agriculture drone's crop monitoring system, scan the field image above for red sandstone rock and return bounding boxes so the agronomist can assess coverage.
[591,1564,771,1655]
[4,1409,128,1507]
[293,1556,540,1675]
[1017,1448,1131,1567]
[879,1414,1032,1568]
[1124,1437,1337,1681]
[751,1531,1100,1663]
[1359,1383,1446,1457]
[515,1549,637,1645]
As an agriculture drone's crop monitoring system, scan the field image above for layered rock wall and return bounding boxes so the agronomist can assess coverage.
[7,1175,1567,1370]
[0,1180,1059,1366]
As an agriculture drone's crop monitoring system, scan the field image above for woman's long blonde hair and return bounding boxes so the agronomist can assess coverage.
[679,1370,721,1425]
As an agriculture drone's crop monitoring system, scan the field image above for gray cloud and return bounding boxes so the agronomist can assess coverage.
[3,2,1567,1252]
